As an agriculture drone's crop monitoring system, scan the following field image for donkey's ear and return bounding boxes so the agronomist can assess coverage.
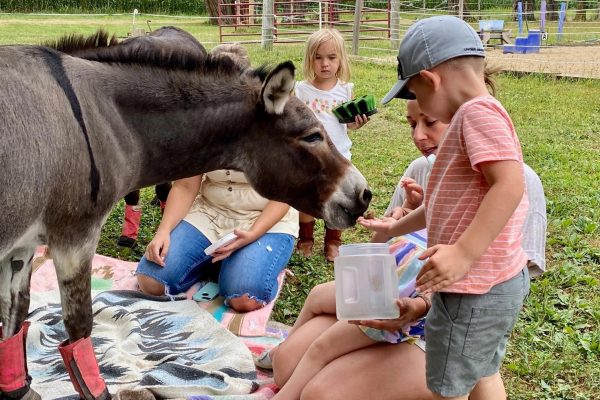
[261,61,295,115]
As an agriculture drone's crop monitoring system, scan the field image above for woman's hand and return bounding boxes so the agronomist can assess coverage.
[348,297,428,332]
[210,228,256,263]
[358,215,398,235]
[400,177,424,210]
[145,229,171,267]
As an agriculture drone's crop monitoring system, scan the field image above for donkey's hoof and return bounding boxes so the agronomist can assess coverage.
[22,388,42,400]
[115,388,156,400]
[3,387,42,400]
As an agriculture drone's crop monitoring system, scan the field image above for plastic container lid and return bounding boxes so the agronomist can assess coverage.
[339,243,390,256]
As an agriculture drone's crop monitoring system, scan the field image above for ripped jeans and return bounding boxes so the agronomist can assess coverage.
[136,221,294,305]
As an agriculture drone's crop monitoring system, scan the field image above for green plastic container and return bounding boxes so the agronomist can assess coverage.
[332,94,378,123]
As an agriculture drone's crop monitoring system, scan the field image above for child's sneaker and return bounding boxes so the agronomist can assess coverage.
[254,349,273,370]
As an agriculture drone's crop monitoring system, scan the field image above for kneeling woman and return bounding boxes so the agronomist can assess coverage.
[137,170,298,312]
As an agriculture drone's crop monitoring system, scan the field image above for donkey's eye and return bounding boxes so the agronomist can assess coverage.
[302,132,323,143]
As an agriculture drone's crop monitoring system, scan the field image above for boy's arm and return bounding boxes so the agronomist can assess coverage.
[416,160,525,293]
[359,205,426,237]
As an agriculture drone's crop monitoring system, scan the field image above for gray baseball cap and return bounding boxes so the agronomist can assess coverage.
[382,15,485,104]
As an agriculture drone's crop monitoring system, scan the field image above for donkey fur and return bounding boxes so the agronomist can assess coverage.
[0,27,370,397]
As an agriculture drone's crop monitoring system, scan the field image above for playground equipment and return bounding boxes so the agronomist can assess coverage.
[503,29,541,54]
[502,0,562,54]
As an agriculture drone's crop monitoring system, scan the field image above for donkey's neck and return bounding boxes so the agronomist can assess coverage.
[100,66,258,191]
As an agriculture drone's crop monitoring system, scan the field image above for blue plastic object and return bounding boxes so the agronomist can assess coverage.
[479,20,504,32]
[503,29,541,54]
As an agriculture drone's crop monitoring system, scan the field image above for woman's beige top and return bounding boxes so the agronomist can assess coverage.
[184,170,299,243]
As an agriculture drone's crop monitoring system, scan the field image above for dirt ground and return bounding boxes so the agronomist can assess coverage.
[486,45,600,79]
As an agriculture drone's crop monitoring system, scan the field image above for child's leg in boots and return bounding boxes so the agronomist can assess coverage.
[155,182,172,214]
[118,190,142,248]
[296,213,315,257]
[324,227,343,262]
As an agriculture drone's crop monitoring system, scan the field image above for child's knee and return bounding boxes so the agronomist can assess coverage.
[226,293,265,312]
[137,274,164,296]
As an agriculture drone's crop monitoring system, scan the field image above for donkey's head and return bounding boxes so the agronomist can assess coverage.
[235,62,371,229]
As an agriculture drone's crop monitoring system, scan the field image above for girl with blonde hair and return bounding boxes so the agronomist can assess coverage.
[295,28,370,262]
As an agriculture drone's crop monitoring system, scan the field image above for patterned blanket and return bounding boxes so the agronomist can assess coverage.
[28,249,289,399]
[27,290,259,399]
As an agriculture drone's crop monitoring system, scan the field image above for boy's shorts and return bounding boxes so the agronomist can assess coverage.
[425,267,530,397]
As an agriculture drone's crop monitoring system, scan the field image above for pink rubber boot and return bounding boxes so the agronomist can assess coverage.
[0,322,40,399]
[117,205,142,248]
[58,337,110,400]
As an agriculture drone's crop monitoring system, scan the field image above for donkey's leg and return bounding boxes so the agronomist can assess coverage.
[52,244,111,400]
[0,248,42,400]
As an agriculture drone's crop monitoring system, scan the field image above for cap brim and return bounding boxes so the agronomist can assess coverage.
[381,78,415,104]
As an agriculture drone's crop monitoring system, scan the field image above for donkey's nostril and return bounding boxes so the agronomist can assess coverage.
[362,189,372,204]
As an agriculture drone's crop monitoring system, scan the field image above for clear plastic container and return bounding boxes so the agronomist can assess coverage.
[334,243,399,320]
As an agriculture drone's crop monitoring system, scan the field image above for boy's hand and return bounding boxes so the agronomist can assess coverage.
[416,244,475,293]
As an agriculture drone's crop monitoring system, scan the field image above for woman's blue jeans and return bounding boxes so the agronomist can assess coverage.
[136,220,294,305]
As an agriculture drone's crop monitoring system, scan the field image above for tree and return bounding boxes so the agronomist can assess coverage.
[205,0,234,25]
[447,0,472,20]
[574,0,588,21]
[546,0,560,21]
[513,1,537,21]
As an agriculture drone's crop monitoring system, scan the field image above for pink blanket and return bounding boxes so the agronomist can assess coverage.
[31,246,287,337]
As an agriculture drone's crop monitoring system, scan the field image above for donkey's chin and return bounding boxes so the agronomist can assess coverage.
[322,205,361,230]
[322,199,370,230]
[321,165,371,229]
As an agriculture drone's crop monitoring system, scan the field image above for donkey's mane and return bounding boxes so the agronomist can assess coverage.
[46,30,119,54]
[44,29,265,79]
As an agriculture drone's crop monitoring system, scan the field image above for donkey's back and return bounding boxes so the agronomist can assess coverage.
[0,46,112,256]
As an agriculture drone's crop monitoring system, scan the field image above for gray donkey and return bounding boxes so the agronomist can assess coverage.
[0,28,372,400]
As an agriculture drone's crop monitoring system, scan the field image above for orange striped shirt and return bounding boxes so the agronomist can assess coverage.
[425,96,529,294]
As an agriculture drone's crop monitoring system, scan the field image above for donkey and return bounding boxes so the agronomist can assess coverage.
[0,29,372,400]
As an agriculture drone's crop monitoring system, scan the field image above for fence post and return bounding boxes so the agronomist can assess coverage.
[540,0,546,32]
[458,0,464,19]
[261,0,274,49]
[517,1,523,34]
[352,0,363,55]
[390,0,400,49]
[557,2,567,41]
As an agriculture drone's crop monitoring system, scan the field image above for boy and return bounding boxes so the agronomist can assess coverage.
[359,16,530,400]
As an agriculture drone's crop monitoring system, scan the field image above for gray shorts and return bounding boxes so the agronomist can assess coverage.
[425,267,530,397]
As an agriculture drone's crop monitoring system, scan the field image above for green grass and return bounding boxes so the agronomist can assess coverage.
[1,15,598,400]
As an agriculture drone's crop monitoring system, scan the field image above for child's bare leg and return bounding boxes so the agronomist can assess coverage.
[469,372,506,400]
[272,314,336,387]
[272,320,376,400]
[290,281,336,335]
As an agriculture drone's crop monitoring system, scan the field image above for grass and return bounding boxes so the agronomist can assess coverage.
[1,14,598,400]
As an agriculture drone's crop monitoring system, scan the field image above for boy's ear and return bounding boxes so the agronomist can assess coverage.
[419,70,441,92]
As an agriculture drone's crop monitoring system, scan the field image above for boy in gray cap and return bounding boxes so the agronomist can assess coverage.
[360,15,530,400]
